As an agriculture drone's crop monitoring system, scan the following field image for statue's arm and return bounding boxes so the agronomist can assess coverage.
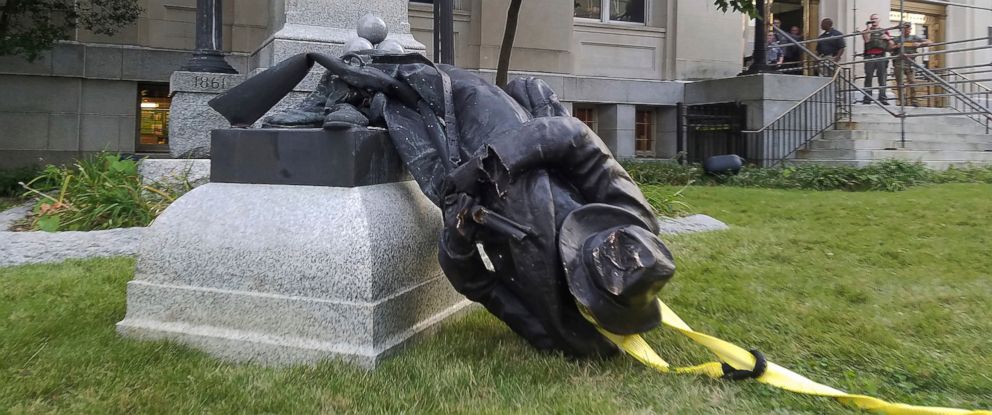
[437,237,555,350]
[483,117,659,232]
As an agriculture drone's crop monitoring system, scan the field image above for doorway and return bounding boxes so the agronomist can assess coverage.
[771,0,819,74]
[890,0,946,107]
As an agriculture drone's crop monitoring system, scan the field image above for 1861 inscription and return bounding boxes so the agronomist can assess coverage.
[192,75,226,90]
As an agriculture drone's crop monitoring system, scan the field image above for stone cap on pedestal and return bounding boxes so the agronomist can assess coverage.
[210,127,409,187]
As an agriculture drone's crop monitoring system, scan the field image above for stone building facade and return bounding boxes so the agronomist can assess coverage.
[0,0,749,168]
[1,0,988,168]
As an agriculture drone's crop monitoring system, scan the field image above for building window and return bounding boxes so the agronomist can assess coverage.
[574,0,645,23]
[136,83,171,152]
[574,106,598,133]
[635,109,654,157]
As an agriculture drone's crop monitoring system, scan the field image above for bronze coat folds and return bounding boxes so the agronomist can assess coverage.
[209,52,677,358]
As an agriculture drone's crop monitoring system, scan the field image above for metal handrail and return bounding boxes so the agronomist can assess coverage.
[742,69,842,134]
[922,67,992,133]
[742,67,852,166]
[746,26,991,165]
[945,68,992,93]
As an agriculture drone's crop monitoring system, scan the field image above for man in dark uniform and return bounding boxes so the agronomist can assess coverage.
[815,18,846,76]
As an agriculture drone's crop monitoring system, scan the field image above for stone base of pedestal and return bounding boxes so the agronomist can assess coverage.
[117,180,469,367]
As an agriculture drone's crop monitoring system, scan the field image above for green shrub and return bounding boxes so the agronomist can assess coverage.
[640,184,693,218]
[0,166,41,197]
[722,160,933,191]
[623,159,948,192]
[621,160,705,186]
[19,153,186,232]
[931,165,992,184]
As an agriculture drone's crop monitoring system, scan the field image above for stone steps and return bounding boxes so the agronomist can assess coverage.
[796,148,992,162]
[791,105,992,168]
[837,119,990,135]
[788,159,989,169]
[821,130,992,144]
[807,139,992,152]
[850,105,969,116]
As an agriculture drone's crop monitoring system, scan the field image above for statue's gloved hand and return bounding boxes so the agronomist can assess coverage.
[441,193,480,257]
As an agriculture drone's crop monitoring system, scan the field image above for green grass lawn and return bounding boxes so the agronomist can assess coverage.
[2,184,991,414]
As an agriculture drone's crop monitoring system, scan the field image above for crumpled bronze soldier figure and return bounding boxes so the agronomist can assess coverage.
[210,49,676,358]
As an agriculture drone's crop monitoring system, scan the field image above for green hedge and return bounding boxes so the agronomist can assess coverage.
[621,159,992,191]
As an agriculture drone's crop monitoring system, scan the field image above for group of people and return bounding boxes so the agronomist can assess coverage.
[764,15,931,106]
[765,19,805,73]
[859,14,931,106]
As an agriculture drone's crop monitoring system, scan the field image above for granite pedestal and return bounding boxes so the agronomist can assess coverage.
[118,128,470,367]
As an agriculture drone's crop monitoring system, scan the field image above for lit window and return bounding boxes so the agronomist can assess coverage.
[574,106,598,133]
[575,0,645,24]
[635,109,654,157]
[137,83,171,151]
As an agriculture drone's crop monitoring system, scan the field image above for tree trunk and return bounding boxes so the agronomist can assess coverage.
[495,0,522,88]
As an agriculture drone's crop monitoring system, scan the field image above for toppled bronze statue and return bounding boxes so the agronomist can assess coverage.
[209,29,676,358]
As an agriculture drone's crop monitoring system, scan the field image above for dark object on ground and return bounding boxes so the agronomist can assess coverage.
[209,52,676,358]
[704,154,746,175]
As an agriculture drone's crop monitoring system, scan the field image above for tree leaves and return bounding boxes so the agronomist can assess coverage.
[713,0,759,17]
[0,0,142,61]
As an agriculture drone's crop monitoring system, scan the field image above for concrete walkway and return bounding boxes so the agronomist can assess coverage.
[0,202,145,268]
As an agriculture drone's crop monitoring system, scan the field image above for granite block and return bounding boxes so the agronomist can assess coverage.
[0,75,80,113]
[122,48,191,81]
[79,115,122,151]
[47,114,80,151]
[0,228,144,267]
[134,182,442,302]
[121,280,375,346]
[167,91,230,158]
[52,44,85,77]
[81,79,135,115]
[83,45,125,79]
[0,113,49,150]
[118,181,468,367]
[0,50,52,75]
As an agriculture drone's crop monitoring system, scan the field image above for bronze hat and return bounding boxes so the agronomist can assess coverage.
[559,204,676,335]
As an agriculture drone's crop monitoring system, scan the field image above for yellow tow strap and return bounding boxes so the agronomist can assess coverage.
[591,300,992,415]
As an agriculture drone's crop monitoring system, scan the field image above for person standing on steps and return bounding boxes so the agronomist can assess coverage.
[861,14,894,105]
[891,22,931,107]
[766,32,785,70]
[815,18,845,76]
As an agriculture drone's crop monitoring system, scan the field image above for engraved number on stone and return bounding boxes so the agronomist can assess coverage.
[194,76,224,90]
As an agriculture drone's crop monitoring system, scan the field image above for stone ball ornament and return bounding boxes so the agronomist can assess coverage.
[357,14,388,44]
[375,39,405,54]
[343,37,374,54]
